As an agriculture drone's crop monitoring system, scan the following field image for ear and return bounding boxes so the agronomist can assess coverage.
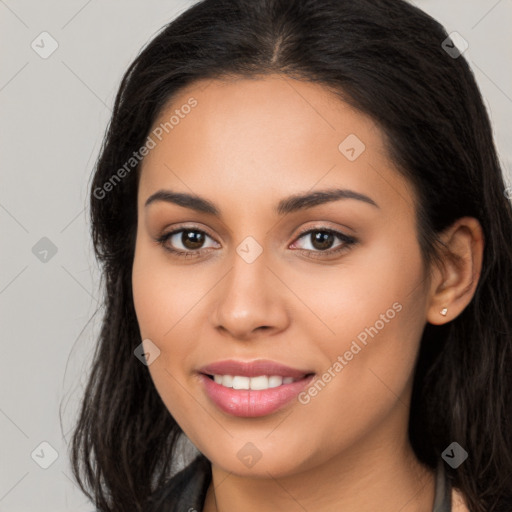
[426,217,485,325]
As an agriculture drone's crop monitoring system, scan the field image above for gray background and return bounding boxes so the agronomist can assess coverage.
[1,1,511,510]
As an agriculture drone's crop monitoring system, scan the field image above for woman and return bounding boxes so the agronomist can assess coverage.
[70,0,512,511]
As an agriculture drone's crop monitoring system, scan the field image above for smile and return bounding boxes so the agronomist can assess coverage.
[209,374,302,390]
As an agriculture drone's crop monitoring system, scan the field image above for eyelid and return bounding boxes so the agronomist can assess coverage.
[293,222,353,238]
[156,222,357,258]
[161,222,218,241]
[290,225,356,251]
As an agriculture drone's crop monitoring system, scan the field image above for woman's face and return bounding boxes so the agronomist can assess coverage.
[132,74,432,477]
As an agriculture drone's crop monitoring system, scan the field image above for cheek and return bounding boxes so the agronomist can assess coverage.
[296,297,424,463]
[292,236,427,446]
[131,237,215,427]
[290,223,425,346]
[132,237,207,339]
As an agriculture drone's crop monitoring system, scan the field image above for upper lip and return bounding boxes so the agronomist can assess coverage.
[198,359,314,379]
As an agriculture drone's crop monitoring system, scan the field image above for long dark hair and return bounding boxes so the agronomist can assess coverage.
[70,0,512,510]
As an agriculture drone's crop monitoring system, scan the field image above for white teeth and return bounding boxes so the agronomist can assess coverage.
[268,376,283,388]
[211,374,300,390]
[249,375,268,390]
[221,374,233,387]
[232,376,250,389]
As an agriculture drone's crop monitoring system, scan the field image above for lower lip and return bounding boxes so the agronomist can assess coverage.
[198,373,315,417]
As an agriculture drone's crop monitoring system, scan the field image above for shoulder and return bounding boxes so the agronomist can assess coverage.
[145,454,211,512]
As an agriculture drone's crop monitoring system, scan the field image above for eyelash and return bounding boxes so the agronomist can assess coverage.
[155,225,357,260]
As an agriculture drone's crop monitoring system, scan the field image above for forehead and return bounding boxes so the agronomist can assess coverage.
[148,74,384,155]
[138,74,415,218]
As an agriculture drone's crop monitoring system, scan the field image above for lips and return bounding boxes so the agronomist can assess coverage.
[197,359,316,417]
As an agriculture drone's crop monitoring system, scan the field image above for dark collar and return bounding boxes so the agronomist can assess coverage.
[145,454,211,512]
[148,455,451,512]
[433,459,452,512]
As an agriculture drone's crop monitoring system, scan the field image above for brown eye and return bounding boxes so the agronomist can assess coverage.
[156,227,220,257]
[181,230,206,250]
[290,227,357,259]
[310,231,336,250]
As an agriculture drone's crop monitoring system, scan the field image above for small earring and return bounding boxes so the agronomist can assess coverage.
[440,307,448,316]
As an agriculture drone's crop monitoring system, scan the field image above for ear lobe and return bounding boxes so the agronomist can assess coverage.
[426,217,484,325]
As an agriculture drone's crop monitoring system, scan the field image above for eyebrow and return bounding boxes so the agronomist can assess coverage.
[144,188,379,215]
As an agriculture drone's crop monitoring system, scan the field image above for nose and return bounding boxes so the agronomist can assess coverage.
[210,247,290,341]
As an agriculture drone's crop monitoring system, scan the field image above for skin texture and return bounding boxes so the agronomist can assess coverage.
[131,74,481,512]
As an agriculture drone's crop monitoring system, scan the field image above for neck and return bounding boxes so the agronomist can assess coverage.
[203,413,436,512]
